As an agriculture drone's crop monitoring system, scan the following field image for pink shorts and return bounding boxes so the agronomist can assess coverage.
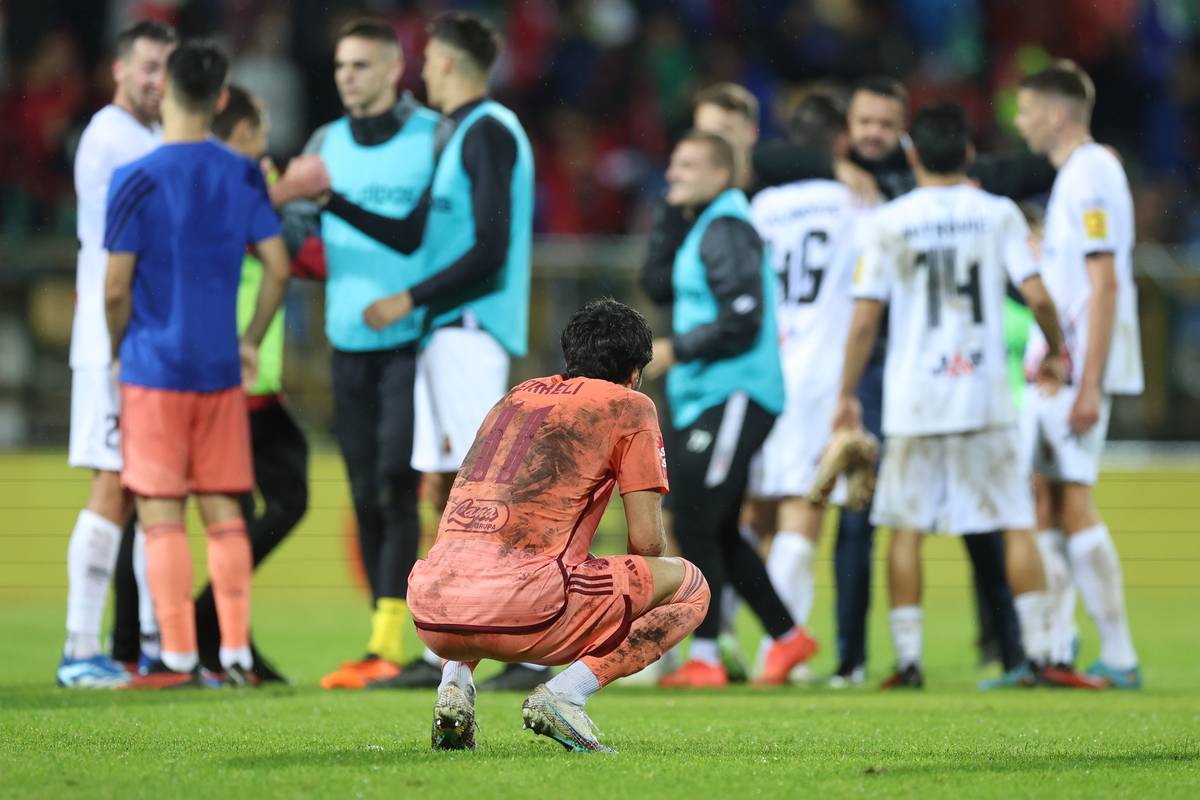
[413,555,656,666]
[120,384,253,498]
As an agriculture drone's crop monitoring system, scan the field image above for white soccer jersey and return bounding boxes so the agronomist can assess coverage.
[1024,143,1142,395]
[71,105,161,368]
[854,184,1039,437]
[751,179,861,396]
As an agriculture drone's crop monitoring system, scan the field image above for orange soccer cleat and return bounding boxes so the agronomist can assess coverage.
[320,656,401,689]
[658,659,729,688]
[752,627,819,686]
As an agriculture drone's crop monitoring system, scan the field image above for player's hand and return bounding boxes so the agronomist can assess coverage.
[834,159,880,205]
[1035,353,1066,396]
[363,292,414,330]
[110,358,121,382]
[239,340,259,390]
[831,394,863,432]
[1069,382,1101,436]
[644,338,675,380]
[260,156,279,184]
[280,154,332,202]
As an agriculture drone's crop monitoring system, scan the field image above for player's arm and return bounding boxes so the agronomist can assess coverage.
[1018,275,1066,391]
[752,140,880,202]
[1073,252,1118,432]
[623,490,667,557]
[640,198,689,306]
[833,299,884,431]
[103,252,137,361]
[968,152,1056,199]
[646,217,764,378]
[324,186,431,255]
[363,119,517,330]
[243,236,290,347]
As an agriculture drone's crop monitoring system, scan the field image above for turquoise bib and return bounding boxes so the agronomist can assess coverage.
[319,109,439,351]
[667,189,785,429]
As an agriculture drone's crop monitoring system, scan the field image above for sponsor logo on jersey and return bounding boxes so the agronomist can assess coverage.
[444,498,510,533]
[932,350,983,377]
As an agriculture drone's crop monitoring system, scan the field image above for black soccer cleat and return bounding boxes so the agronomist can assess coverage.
[478,663,549,692]
[367,658,444,689]
[880,664,924,690]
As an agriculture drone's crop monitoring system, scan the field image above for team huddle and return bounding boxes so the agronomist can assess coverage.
[58,12,1143,754]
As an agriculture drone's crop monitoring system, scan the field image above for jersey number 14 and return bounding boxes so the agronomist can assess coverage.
[914,248,983,328]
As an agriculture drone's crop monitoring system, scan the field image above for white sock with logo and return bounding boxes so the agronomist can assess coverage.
[64,510,122,659]
[1036,529,1078,664]
[1067,524,1138,670]
[546,661,601,706]
[439,661,475,692]
[766,531,815,627]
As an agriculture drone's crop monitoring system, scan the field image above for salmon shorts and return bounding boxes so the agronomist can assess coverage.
[414,555,657,666]
[120,384,253,498]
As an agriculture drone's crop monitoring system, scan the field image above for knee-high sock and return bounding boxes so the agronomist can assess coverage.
[889,606,922,670]
[206,520,252,669]
[1013,591,1051,666]
[582,560,711,687]
[132,523,160,650]
[766,531,815,627]
[1067,524,1138,670]
[1037,529,1077,664]
[65,509,123,659]
[144,521,197,670]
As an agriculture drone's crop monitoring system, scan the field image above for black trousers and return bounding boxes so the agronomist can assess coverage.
[112,403,311,668]
[668,394,793,641]
[331,346,422,604]
[196,402,310,671]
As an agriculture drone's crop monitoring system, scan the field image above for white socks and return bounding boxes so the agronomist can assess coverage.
[546,661,601,706]
[689,637,720,666]
[423,647,442,667]
[220,646,253,671]
[1067,524,1138,670]
[64,510,122,659]
[132,523,159,655]
[1037,529,1078,665]
[161,650,199,673]
[889,606,922,670]
[439,661,475,692]
[1013,591,1051,666]
[766,531,815,627]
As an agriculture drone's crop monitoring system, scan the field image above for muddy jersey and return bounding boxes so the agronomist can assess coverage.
[407,374,669,632]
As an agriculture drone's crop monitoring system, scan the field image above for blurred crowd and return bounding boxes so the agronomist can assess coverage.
[2,0,1198,244]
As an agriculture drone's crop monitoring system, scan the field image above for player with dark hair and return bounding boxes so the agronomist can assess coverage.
[60,19,176,688]
[408,298,709,753]
[834,102,1069,689]
[642,130,813,688]
[104,40,290,688]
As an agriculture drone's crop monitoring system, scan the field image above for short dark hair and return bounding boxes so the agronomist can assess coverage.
[1019,59,1095,121]
[788,90,847,151]
[694,82,760,125]
[212,84,260,141]
[561,298,653,385]
[678,129,736,183]
[114,20,177,59]
[910,102,971,175]
[851,75,908,116]
[337,17,400,47]
[428,11,502,74]
[166,40,229,113]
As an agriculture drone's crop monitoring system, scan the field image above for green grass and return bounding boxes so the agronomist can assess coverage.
[2,452,1198,798]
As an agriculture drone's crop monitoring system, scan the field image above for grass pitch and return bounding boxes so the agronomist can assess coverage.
[2,452,1198,798]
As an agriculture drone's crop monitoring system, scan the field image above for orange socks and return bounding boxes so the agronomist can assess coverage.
[144,521,197,667]
[583,559,710,687]
[206,520,252,660]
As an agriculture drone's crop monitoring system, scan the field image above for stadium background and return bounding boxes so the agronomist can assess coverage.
[0,1,1198,795]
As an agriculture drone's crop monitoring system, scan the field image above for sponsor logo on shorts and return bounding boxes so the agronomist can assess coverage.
[444,498,510,534]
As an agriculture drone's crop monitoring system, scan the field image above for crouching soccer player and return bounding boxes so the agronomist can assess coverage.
[407,299,710,752]
[104,40,290,686]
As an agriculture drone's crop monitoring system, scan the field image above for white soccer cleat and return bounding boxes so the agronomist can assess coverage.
[522,684,614,753]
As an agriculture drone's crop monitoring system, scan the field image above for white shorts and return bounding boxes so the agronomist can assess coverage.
[412,327,510,474]
[871,426,1034,535]
[68,366,122,472]
[1019,385,1112,486]
[747,385,844,504]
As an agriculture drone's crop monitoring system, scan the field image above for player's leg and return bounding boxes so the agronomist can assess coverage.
[526,556,709,752]
[884,528,925,688]
[1061,482,1141,687]
[362,345,422,680]
[963,532,1025,673]
[323,350,389,687]
[61,365,133,686]
[110,520,141,668]
[831,360,883,684]
[765,498,823,635]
